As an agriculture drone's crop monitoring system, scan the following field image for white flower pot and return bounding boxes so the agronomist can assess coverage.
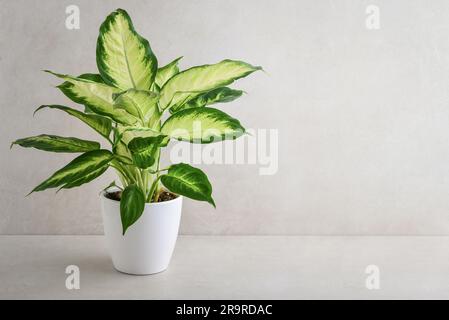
[101,192,182,275]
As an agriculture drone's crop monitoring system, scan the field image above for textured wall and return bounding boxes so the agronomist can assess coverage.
[2,0,449,235]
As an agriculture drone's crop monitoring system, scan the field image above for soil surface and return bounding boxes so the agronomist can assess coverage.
[156,191,178,202]
[105,190,178,203]
[105,191,122,201]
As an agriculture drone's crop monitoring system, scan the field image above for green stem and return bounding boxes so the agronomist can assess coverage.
[135,168,144,189]
[147,176,161,202]
[115,171,128,187]
[154,154,162,202]
[142,170,149,199]
[114,155,133,165]
[154,185,161,202]
[110,162,130,186]
[147,168,169,174]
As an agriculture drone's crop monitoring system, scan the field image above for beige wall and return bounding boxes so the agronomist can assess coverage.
[2,0,449,235]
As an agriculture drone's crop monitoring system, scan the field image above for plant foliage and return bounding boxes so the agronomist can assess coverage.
[11,9,261,234]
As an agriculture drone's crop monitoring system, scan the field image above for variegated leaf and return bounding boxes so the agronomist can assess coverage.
[155,57,182,88]
[127,135,168,169]
[120,184,145,235]
[34,105,112,139]
[159,59,261,110]
[160,163,215,206]
[59,165,109,190]
[11,134,100,153]
[161,107,245,143]
[30,150,113,193]
[96,9,158,90]
[113,89,160,127]
[170,87,243,113]
[46,70,137,125]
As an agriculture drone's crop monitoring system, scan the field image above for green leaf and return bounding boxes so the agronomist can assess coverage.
[30,150,113,193]
[113,140,132,159]
[11,134,100,153]
[45,70,137,125]
[120,126,162,135]
[120,184,145,235]
[100,180,122,195]
[161,163,215,207]
[111,125,133,160]
[113,89,160,126]
[96,8,158,90]
[161,107,245,143]
[78,73,105,83]
[78,73,104,113]
[59,165,109,190]
[34,105,112,139]
[170,87,243,113]
[159,59,261,110]
[127,135,168,169]
[115,126,164,144]
[155,57,182,88]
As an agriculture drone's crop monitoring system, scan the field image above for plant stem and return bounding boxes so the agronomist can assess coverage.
[110,162,129,185]
[154,186,161,202]
[115,171,128,187]
[142,170,149,198]
[147,176,161,202]
[136,168,144,189]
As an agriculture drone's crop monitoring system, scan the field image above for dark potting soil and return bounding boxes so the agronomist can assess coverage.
[156,191,178,202]
[105,190,122,201]
[105,190,178,203]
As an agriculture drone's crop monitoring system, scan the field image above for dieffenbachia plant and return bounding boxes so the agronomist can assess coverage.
[11,9,261,234]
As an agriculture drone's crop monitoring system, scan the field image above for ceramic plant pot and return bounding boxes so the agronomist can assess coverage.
[101,192,182,275]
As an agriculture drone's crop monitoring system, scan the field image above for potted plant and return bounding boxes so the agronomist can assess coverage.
[11,8,261,275]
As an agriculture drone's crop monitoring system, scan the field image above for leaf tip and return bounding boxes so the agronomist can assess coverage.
[116,8,128,14]
[259,67,269,76]
[42,69,57,76]
[208,197,216,208]
[33,105,45,116]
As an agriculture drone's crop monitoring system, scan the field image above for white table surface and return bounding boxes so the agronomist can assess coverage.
[1,235,448,299]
